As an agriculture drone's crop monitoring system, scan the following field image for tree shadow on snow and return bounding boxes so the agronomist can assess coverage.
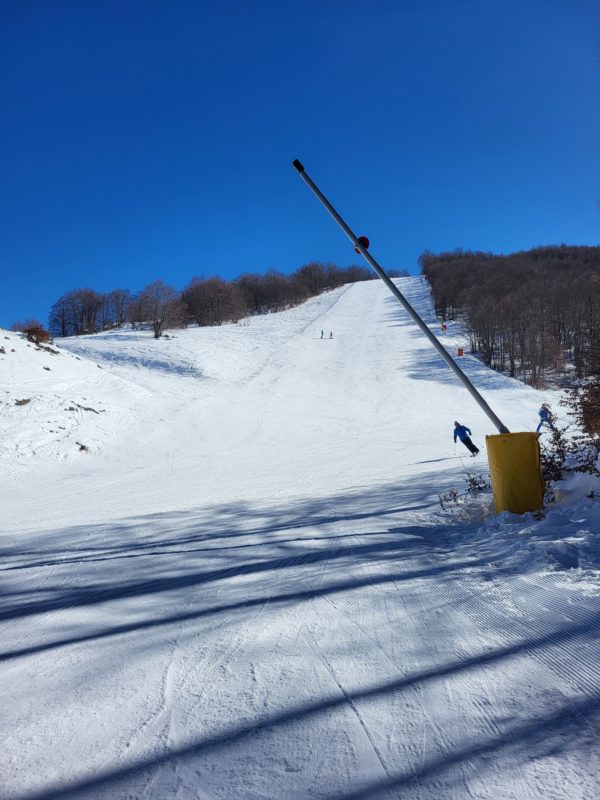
[1,469,479,656]
[8,629,600,799]
[4,471,600,799]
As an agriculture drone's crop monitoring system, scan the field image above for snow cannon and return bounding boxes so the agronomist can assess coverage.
[486,432,544,514]
[291,158,545,515]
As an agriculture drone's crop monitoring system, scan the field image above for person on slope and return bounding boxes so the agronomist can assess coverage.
[536,404,556,433]
[453,421,480,457]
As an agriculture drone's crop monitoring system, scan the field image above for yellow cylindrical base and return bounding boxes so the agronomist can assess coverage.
[486,432,545,514]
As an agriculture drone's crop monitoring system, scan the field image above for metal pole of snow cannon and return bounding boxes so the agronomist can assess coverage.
[291,158,510,435]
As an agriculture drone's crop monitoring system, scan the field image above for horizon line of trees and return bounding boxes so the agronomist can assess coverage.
[420,245,600,386]
[47,263,408,339]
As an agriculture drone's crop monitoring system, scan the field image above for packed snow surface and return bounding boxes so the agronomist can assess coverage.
[1,278,599,799]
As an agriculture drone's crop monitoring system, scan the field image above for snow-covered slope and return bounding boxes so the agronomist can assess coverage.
[1,279,554,528]
[1,278,599,799]
[0,328,148,464]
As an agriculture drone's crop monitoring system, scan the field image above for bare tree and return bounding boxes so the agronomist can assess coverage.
[421,245,600,386]
[69,289,105,335]
[107,289,132,328]
[46,261,378,341]
[137,281,185,338]
[294,262,328,295]
[48,289,104,336]
[183,277,247,326]
[49,295,71,337]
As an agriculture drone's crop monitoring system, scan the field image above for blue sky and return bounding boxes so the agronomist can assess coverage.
[2,0,600,328]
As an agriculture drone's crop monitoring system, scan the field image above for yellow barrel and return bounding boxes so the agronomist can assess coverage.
[486,432,545,514]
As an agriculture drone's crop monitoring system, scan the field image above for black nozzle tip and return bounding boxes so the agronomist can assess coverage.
[292,159,304,173]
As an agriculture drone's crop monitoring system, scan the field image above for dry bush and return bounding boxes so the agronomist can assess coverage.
[12,319,51,344]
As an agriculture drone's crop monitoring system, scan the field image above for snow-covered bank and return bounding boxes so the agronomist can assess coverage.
[1,278,599,799]
[479,472,600,575]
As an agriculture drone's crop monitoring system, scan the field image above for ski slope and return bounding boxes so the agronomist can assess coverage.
[1,277,599,799]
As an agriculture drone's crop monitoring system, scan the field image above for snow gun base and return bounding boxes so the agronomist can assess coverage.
[486,432,545,514]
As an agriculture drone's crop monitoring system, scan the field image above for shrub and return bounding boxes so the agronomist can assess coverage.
[12,319,51,344]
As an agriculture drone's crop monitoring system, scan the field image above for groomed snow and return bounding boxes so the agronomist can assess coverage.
[1,277,599,799]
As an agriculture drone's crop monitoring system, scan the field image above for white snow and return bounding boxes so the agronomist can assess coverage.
[1,277,599,799]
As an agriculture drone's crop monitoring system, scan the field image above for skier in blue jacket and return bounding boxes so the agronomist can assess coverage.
[453,421,480,456]
[536,404,556,433]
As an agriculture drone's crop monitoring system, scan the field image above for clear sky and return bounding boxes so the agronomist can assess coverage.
[2,0,600,328]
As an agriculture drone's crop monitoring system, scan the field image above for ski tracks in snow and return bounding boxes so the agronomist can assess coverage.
[3,279,600,799]
[6,510,599,799]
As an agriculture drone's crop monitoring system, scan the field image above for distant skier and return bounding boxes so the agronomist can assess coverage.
[536,404,556,433]
[453,421,480,457]
[329,331,333,339]
[320,330,324,339]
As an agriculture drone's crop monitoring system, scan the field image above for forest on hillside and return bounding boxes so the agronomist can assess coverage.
[45,262,401,339]
[420,246,600,387]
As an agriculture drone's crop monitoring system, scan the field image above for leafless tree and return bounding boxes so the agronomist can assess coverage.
[137,281,185,338]
[48,289,105,336]
[49,296,70,337]
[107,289,132,328]
[46,262,378,340]
[421,245,600,386]
[183,277,246,326]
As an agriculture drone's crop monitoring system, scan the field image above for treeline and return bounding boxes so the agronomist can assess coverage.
[420,246,600,386]
[48,263,383,339]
